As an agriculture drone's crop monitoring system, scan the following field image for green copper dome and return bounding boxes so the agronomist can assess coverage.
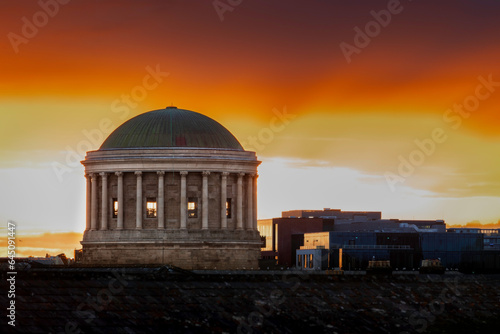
[100,107,243,150]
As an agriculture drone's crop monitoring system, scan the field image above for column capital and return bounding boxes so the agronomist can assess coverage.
[85,173,91,179]
[135,171,142,176]
[115,171,123,177]
[221,172,230,177]
[202,171,211,176]
[157,171,165,176]
[180,171,188,176]
[238,172,245,177]
[99,172,108,179]
[90,173,97,180]
[247,173,256,178]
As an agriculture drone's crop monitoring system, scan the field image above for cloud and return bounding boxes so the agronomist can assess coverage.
[252,112,500,199]
[0,232,82,258]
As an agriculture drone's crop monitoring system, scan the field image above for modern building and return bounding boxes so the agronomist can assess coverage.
[258,208,445,267]
[296,230,489,271]
[258,217,335,267]
[80,107,261,269]
[282,208,382,220]
[448,228,500,250]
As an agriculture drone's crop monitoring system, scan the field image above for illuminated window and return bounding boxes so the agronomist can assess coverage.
[112,199,118,218]
[146,198,157,218]
[226,198,232,218]
[188,197,197,218]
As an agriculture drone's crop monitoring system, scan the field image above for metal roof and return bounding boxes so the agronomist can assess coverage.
[100,107,243,150]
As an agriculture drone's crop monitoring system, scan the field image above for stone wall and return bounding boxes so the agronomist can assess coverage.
[81,230,261,270]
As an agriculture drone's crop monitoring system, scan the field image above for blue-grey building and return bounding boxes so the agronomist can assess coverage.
[296,231,488,271]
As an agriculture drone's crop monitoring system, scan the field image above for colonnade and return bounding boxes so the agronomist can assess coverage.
[85,171,257,231]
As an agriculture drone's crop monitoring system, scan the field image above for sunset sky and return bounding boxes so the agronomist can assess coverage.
[1,0,500,257]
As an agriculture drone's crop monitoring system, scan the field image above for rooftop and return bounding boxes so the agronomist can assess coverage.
[2,268,499,333]
[100,107,244,150]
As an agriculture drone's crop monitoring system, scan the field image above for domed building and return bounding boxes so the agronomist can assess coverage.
[80,107,261,269]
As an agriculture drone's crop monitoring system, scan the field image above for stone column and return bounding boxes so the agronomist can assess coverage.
[180,171,188,230]
[135,171,142,229]
[115,172,123,230]
[157,171,165,229]
[236,173,244,230]
[100,172,108,230]
[246,174,253,230]
[85,173,91,231]
[253,173,258,230]
[220,172,229,229]
[90,173,98,231]
[202,171,210,230]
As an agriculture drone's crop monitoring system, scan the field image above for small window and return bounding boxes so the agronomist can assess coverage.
[226,198,232,218]
[146,198,157,218]
[112,199,118,218]
[188,197,197,218]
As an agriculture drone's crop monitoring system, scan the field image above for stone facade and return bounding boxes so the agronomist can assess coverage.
[81,147,261,269]
[82,230,261,270]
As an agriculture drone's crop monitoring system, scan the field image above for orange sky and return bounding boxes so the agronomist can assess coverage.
[1,0,500,257]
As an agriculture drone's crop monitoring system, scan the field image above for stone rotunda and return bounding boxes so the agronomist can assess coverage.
[80,107,261,269]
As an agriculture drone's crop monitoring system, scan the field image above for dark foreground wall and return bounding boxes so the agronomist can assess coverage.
[1,268,500,334]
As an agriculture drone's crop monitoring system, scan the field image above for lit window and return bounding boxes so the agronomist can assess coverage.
[188,197,197,218]
[112,199,118,218]
[226,198,232,218]
[146,198,157,218]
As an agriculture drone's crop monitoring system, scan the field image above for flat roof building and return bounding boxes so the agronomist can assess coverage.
[259,208,446,267]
